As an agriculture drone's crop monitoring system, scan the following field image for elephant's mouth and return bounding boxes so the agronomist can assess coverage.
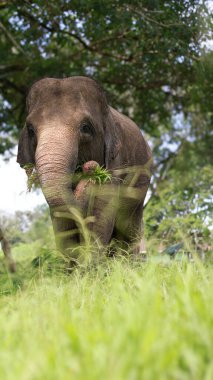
[71,160,105,199]
[71,178,79,192]
[70,161,86,192]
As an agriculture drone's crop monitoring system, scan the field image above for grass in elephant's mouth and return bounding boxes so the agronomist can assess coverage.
[74,162,112,184]
[23,163,39,192]
[24,162,112,192]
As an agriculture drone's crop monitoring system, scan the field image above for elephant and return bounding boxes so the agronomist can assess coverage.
[17,76,152,259]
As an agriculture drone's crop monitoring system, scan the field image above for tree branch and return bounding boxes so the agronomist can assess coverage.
[17,8,134,62]
[127,5,183,28]
[0,20,26,55]
[1,78,27,94]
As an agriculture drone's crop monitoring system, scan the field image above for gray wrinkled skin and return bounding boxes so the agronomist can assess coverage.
[17,76,152,257]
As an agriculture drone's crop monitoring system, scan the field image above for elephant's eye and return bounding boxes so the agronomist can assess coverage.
[27,123,35,138]
[80,122,95,137]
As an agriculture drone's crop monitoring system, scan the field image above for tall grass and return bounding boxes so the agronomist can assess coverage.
[0,247,213,380]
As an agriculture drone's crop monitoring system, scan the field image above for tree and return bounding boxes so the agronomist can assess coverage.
[0,227,16,271]
[144,47,213,246]
[0,0,211,147]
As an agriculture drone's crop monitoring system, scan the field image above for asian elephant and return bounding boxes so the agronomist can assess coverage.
[17,76,152,258]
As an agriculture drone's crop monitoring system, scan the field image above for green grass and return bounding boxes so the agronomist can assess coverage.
[0,248,213,380]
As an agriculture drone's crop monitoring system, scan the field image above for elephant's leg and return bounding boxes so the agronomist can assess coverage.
[113,181,149,254]
[113,200,144,254]
[113,176,150,254]
[72,161,117,246]
[85,184,119,246]
[50,204,84,260]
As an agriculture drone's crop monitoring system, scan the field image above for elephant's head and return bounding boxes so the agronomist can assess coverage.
[17,77,120,253]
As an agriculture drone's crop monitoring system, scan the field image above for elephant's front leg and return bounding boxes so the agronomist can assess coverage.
[113,181,150,255]
[74,180,118,246]
[88,184,119,245]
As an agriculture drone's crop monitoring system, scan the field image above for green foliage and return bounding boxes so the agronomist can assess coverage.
[0,255,213,379]
[0,0,211,143]
[75,164,112,184]
[87,165,112,184]
[145,136,213,245]
[23,163,39,191]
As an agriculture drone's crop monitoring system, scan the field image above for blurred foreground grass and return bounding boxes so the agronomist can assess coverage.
[0,244,213,380]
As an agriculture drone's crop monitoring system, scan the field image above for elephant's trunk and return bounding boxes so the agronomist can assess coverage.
[35,129,78,206]
[35,129,79,253]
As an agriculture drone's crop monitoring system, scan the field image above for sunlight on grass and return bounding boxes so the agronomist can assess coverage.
[0,254,213,380]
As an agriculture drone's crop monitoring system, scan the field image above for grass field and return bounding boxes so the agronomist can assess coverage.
[0,245,213,380]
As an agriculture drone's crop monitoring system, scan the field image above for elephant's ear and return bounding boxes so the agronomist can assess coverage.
[17,126,35,168]
[104,109,121,168]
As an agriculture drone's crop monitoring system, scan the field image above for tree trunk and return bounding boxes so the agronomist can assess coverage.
[0,228,16,272]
